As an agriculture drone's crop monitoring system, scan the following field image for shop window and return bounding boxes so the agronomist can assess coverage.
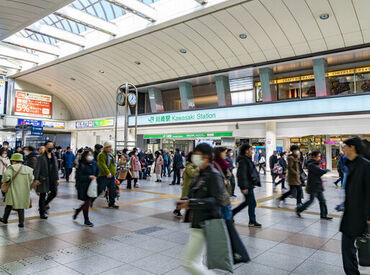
[255,86,263,102]
[277,82,300,100]
[231,90,254,105]
[328,75,355,95]
[355,72,370,93]
[301,80,316,97]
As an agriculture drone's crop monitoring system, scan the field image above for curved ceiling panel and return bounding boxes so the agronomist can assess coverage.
[14,0,370,119]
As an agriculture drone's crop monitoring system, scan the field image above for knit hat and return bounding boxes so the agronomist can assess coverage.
[104,141,113,148]
[10,153,23,162]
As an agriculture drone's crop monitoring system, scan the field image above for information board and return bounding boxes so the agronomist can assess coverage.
[15,91,52,118]
[17,118,65,129]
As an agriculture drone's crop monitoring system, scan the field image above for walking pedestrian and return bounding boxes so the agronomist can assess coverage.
[0,148,10,184]
[162,149,171,177]
[0,153,34,227]
[275,145,303,207]
[62,147,75,182]
[232,144,262,227]
[334,151,345,187]
[127,148,140,189]
[258,150,266,175]
[226,149,236,197]
[269,151,279,185]
[74,150,98,227]
[340,137,370,275]
[171,148,183,185]
[296,151,333,220]
[154,151,163,182]
[34,141,59,219]
[275,152,287,190]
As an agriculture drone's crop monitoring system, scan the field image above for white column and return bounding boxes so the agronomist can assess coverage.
[283,138,290,152]
[325,135,332,171]
[265,121,277,172]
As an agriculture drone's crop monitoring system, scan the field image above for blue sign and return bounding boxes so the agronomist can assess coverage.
[18,119,42,127]
[31,126,43,136]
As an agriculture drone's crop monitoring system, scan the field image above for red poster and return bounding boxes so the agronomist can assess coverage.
[15,91,52,118]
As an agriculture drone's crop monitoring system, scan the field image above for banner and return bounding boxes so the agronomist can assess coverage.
[15,91,52,118]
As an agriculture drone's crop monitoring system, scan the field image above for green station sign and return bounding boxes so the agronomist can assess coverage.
[144,132,233,139]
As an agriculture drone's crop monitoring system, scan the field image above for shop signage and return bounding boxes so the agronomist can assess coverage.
[75,119,114,128]
[0,80,6,115]
[14,91,52,118]
[130,94,370,127]
[17,119,65,129]
[31,126,43,136]
[144,132,233,139]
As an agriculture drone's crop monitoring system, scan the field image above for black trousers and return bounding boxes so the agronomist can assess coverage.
[280,185,302,205]
[230,174,236,196]
[65,168,73,182]
[172,168,181,185]
[97,176,116,206]
[39,183,58,215]
[3,205,24,224]
[341,233,360,275]
[297,192,328,217]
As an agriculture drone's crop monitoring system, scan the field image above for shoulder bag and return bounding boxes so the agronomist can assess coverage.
[1,165,23,193]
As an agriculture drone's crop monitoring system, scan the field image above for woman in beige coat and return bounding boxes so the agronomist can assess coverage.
[154,151,164,182]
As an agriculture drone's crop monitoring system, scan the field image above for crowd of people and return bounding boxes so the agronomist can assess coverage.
[0,137,368,275]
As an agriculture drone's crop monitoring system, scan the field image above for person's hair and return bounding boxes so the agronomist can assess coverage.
[186,151,193,162]
[77,148,83,153]
[94,144,103,151]
[194,143,213,162]
[344,136,363,155]
[15,146,22,150]
[133,148,137,153]
[67,146,71,150]
[122,148,128,154]
[176,148,180,152]
[227,149,233,153]
[2,141,9,145]
[239,144,252,156]
[0,148,7,154]
[290,145,299,152]
[81,150,91,162]
[44,141,53,146]
[214,147,227,160]
[280,151,286,157]
[155,151,160,157]
[361,139,370,160]
[25,146,35,152]
[310,150,321,158]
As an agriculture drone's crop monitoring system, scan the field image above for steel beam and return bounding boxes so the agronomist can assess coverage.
[4,36,61,56]
[106,0,157,22]
[0,43,39,64]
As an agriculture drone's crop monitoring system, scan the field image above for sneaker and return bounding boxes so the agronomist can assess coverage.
[84,221,94,227]
[248,222,262,228]
[109,204,119,209]
[73,209,79,220]
[296,210,302,218]
[173,209,182,218]
[320,216,333,220]
[275,198,281,208]
[0,217,7,224]
[40,214,48,220]
[18,223,24,228]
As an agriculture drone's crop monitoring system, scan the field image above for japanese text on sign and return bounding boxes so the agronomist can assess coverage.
[15,91,52,118]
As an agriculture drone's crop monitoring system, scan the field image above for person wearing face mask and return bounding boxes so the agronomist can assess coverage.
[127,148,140,189]
[177,143,227,275]
[275,145,303,208]
[0,148,11,194]
[34,141,60,219]
[74,150,98,227]
[23,146,38,170]
[2,141,13,158]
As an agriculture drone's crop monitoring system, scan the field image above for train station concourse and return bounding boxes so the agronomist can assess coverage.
[0,0,370,274]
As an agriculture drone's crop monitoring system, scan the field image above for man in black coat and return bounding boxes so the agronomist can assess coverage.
[269,151,279,185]
[340,137,370,275]
[34,141,59,219]
[232,144,262,227]
[296,151,332,220]
[23,146,38,170]
[171,148,183,185]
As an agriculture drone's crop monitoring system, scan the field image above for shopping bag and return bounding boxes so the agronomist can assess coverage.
[87,178,98,198]
[225,219,250,264]
[203,219,233,273]
[118,170,128,180]
[356,234,370,266]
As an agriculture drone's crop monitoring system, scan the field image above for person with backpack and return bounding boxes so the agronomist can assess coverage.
[0,153,34,227]
[296,151,333,220]
[232,144,262,228]
[274,152,287,190]
[269,151,279,185]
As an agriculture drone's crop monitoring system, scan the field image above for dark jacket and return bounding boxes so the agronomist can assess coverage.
[226,156,234,172]
[278,158,287,173]
[63,152,75,169]
[76,160,98,201]
[34,152,59,193]
[236,155,261,190]
[340,157,370,237]
[25,152,38,170]
[188,165,225,228]
[306,159,328,194]
[269,155,278,171]
[173,152,183,169]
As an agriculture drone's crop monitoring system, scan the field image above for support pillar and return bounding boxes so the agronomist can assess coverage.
[265,121,277,172]
[148,87,164,113]
[215,75,232,106]
[325,135,332,171]
[313,58,330,97]
[178,82,195,109]
[260,67,277,102]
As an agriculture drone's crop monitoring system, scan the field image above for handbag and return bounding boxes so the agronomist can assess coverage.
[356,232,370,266]
[225,219,250,264]
[118,169,128,180]
[213,162,231,206]
[1,165,23,194]
[202,219,233,273]
[87,178,98,198]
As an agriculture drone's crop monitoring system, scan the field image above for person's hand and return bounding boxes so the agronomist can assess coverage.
[177,200,189,210]
[35,180,40,186]
[241,189,248,195]
[89,176,96,180]
[107,173,112,178]
[56,180,60,186]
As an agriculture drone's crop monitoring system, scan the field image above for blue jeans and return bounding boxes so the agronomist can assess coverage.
[97,176,116,206]
[162,164,171,176]
[232,188,256,223]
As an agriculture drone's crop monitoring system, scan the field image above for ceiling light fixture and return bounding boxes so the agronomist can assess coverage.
[179,49,187,54]
[99,70,104,73]
[239,34,247,39]
[135,61,141,65]
[70,77,76,81]
[319,13,329,20]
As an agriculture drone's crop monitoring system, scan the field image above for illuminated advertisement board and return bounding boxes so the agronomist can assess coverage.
[75,119,114,128]
[17,118,65,129]
[15,91,52,118]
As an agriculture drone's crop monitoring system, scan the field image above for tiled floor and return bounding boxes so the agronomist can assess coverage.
[0,172,368,275]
